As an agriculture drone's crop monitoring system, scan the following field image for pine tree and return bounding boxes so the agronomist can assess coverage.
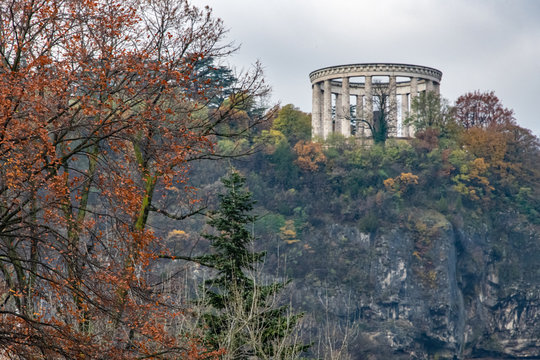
[197,170,307,359]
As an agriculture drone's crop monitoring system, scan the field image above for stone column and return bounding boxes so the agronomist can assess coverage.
[425,79,433,93]
[341,77,351,137]
[355,95,364,137]
[410,77,418,98]
[323,80,332,139]
[389,75,397,137]
[433,82,440,95]
[409,77,418,137]
[364,76,373,134]
[335,93,342,134]
[311,82,322,138]
[401,93,409,137]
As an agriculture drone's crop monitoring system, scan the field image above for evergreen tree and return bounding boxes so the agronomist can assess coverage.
[197,170,307,359]
[191,56,236,108]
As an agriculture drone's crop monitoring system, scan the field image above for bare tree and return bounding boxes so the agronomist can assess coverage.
[356,81,397,144]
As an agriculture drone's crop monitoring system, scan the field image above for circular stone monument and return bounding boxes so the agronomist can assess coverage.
[309,63,442,139]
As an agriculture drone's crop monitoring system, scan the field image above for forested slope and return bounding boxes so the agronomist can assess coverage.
[180,98,540,359]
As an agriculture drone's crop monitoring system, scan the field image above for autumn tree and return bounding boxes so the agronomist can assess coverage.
[454,90,515,129]
[454,91,539,208]
[384,172,420,197]
[293,140,326,171]
[458,123,540,208]
[0,0,269,358]
[195,171,307,359]
[272,104,311,143]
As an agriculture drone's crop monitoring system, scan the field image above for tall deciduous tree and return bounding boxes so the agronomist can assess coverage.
[458,123,540,208]
[196,171,307,359]
[454,91,539,209]
[454,90,515,129]
[293,140,326,171]
[272,104,311,143]
[406,91,454,133]
[0,0,269,358]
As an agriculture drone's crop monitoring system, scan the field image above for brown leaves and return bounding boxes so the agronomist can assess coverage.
[293,140,326,171]
[0,0,238,358]
[455,90,515,129]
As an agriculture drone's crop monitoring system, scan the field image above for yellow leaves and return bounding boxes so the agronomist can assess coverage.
[279,220,299,244]
[384,172,419,195]
[461,127,507,165]
[217,138,249,156]
[167,229,188,239]
[399,172,420,185]
[452,157,494,201]
[8,288,22,297]
[383,177,395,190]
[470,158,490,178]
[271,104,311,141]
[256,129,287,154]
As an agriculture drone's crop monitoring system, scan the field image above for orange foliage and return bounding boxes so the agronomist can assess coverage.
[384,172,419,195]
[460,127,507,165]
[293,140,326,171]
[458,124,539,197]
[0,0,235,358]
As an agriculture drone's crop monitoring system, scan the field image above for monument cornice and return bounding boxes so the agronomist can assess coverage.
[309,63,442,84]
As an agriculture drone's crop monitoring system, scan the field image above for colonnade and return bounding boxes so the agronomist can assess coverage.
[310,63,443,139]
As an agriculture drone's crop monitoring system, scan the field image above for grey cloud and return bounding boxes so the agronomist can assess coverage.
[192,0,540,135]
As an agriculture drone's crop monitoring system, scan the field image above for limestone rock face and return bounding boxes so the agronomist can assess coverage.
[295,209,540,359]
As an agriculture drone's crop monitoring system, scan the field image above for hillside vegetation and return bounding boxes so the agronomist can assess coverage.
[181,94,540,359]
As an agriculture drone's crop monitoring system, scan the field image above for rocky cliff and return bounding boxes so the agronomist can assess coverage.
[290,209,540,359]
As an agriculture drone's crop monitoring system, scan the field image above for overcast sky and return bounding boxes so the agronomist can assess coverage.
[191,0,540,136]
